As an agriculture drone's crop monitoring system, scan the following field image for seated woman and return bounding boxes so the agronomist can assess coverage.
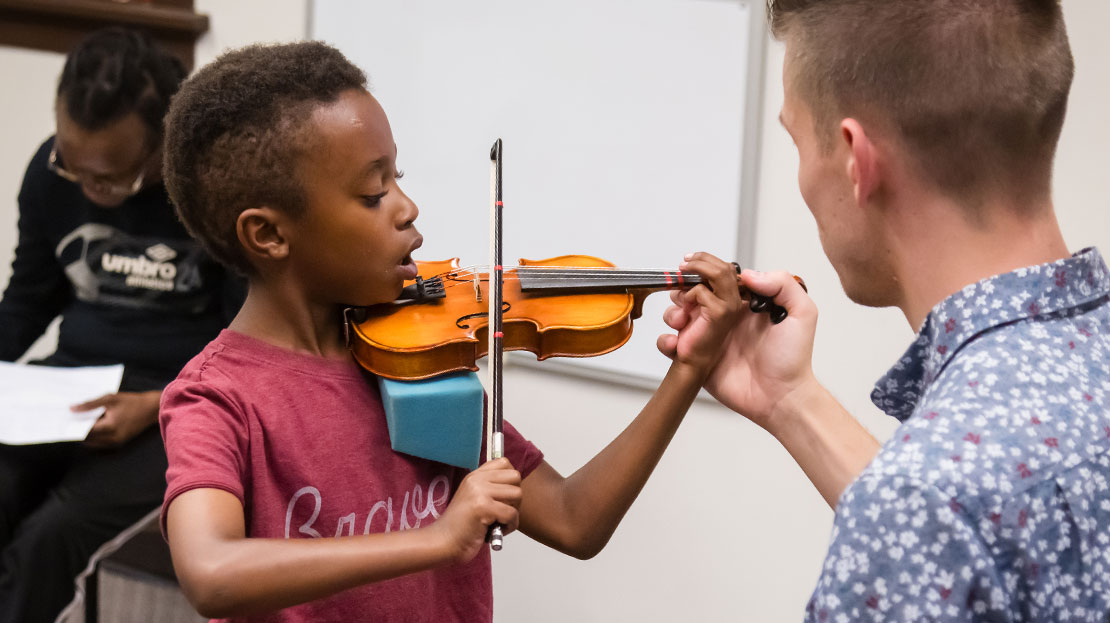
[0,27,239,623]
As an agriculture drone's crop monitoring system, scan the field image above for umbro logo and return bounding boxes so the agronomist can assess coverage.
[145,243,177,262]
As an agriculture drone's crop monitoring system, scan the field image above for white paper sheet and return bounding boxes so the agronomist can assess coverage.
[0,362,124,445]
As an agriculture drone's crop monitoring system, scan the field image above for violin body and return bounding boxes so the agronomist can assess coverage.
[349,255,662,380]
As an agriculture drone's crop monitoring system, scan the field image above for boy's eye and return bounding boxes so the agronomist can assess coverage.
[362,193,386,208]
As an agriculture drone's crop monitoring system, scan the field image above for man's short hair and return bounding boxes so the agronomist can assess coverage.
[163,41,367,275]
[769,0,1074,208]
[58,27,186,144]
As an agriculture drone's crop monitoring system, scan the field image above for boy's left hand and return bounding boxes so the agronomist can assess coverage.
[655,252,742,375]
[75,390,162,448]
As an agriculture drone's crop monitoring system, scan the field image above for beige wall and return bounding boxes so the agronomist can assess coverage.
[0,2,1106,621]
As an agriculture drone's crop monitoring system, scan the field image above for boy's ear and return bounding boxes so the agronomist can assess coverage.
[840,118,880,207]
[236,207,290,264]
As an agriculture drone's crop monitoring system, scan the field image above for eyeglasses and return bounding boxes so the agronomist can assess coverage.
[48,145,148,198]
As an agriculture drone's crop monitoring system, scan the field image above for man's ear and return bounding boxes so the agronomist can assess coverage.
[841,118,879,206]
[236,207,290,264]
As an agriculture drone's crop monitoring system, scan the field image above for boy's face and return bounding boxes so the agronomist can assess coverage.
[288,89,422,306]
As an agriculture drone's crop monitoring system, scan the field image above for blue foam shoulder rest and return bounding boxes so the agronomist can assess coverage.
[377,371,483,470]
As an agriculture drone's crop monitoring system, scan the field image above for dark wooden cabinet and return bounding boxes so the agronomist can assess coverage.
[0,0,208,69]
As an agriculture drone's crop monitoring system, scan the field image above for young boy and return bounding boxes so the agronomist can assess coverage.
[159,41,740,621]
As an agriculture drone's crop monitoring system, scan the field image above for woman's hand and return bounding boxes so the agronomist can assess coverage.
[74,389,161,448]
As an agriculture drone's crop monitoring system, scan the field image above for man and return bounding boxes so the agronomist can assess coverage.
[0,28,237,622]
[661,0,1108,619]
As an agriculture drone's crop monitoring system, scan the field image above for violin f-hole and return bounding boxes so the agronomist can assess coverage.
[456,302,511,329]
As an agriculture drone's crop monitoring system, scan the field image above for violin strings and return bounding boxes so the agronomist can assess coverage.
[418,265,706,294]
[433,266,704,279]
[435,273,705,287]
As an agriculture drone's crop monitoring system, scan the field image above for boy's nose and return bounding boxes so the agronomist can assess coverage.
[396,191,419,229]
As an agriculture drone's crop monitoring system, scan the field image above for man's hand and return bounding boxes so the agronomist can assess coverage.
[655,252,744,378]
[74,389,161,448]
[661,269,879,506]
[660,268,818,429]
[429,457,522,563]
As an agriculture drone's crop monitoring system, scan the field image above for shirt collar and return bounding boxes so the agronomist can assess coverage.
[871,247,1110,421]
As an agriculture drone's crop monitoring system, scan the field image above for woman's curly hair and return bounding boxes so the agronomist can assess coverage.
[58,27,186,144]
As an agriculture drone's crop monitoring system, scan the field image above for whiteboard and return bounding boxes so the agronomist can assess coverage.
[312,0,762,384]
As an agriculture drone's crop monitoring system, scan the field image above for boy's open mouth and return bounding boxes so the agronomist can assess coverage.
[398,254,419,280]
[398,236,422,279]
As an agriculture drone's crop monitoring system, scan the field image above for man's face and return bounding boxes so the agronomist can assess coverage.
[780,47,897,308]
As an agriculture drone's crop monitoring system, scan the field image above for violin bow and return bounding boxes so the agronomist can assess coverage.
[487,138,506,551]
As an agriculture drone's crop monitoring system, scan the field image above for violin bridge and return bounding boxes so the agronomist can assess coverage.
[473,271,483,303]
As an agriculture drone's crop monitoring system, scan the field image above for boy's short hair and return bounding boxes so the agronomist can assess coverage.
[59,27,186,144]
[163,41,367,274]
[769,0,1073,209]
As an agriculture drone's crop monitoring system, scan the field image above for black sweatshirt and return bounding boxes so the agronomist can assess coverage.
[0,137,239,392]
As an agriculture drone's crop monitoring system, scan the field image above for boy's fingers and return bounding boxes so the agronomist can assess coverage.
[662,304,690,331]
[487,483,524,506]
[656,333,678,360]
[483,469,522,486]
[493,504,520,534]
[681,253,742,307]
[477,457,513,471]
[683,283,730,322]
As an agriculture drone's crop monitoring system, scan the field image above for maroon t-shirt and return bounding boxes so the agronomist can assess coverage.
[160,329,543,623]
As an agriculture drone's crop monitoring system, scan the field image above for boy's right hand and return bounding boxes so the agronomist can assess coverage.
[662,269,820,430]
[431,457,522,563]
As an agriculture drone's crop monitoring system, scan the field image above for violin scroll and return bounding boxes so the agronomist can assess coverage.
[730,262,807,324]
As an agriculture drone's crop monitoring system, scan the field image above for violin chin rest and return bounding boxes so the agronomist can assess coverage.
[378,371,484,470]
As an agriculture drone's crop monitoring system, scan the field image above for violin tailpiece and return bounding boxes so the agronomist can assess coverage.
[396,276,446,302]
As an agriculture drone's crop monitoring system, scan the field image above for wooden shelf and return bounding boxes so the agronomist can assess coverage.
[0,0,208,69]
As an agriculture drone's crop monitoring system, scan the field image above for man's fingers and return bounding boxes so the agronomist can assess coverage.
[740,270,813,321]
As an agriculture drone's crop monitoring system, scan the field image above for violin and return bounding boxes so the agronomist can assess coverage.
[345,139,804,552]
[344,254,803,381]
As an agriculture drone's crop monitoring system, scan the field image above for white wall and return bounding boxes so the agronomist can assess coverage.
[0,2,1106,621]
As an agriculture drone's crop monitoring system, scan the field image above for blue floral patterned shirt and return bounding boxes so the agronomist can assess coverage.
[806,248,1110,622]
